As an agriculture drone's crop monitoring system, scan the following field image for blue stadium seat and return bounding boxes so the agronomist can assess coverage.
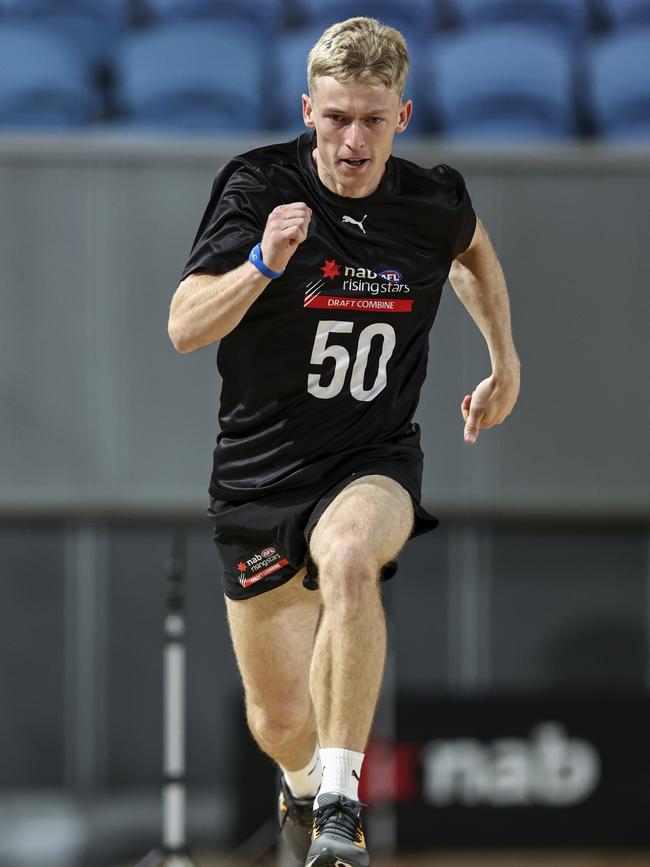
[0,0,129,25]
[272,29,318,133]
[142,0,284,36]
[298,0,439,37]
[0,22,100,127]
[597,0,650,28]
[114,22,267,131]
[450,0,589,40]
[141,0,284,33]
[424,26,575,140]
[587,30,650,139]
[0,0,131,65]
[273,27,427,134]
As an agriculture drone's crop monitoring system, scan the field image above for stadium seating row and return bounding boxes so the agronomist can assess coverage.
[0,21,650,139]
[1,0,650,39]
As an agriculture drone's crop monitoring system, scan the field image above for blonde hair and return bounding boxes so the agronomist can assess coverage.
[307,17,410,99]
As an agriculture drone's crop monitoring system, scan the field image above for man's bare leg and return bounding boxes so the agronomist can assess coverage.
[226,570,322,772]
[303,475,413,865]
[227,572,325,861]
[309,475,414,753]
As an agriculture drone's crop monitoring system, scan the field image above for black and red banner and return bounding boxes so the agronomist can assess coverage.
[361,695,650,848]
[234,695,650,848]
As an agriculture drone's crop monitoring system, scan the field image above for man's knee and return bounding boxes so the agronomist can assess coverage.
[316,535,382,611]
[246,698,312,749]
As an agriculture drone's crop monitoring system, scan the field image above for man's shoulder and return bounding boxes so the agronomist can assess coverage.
[393,157,465,190]
[231,133,305,174]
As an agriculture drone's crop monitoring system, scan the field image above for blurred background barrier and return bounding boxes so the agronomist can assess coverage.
[1,1,649,864]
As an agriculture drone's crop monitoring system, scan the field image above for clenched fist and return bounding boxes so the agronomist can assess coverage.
[260,202,312,274]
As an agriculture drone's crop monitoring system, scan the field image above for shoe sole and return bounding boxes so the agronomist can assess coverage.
[306,850,367,867]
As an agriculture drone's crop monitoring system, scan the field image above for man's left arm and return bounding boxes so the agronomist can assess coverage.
[448,218,521,445]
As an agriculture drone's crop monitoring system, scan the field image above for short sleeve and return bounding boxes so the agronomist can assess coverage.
[432,164,477,259]
[180,160,274,281]
[453,178,476,257]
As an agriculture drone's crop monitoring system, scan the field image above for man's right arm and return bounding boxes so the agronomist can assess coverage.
[168,201,312,353]
[168,264,270,353]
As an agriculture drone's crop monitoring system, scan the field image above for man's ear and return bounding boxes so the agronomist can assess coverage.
[302,93,315,128]
[396,98,413,134]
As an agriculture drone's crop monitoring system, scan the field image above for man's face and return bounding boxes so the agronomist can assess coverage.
[302,76,412,198]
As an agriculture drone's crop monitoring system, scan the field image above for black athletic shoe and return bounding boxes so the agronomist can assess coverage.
[305,793,369,867]
[278,775,314,862]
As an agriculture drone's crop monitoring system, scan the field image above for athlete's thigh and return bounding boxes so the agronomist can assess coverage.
[225,568,322,707]
[309,474,414,570]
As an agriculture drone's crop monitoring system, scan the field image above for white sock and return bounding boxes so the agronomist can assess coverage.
[316,748,365,806]
[280,745,322,799]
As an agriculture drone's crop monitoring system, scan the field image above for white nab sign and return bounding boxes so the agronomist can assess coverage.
[423,723,601,807]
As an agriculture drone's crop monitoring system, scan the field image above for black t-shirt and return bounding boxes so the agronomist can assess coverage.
[182,130,476,503]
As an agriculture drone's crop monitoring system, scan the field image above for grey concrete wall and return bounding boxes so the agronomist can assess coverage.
[1,134,648,517]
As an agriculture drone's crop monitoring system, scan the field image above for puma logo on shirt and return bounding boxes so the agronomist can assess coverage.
[342,214,368,233]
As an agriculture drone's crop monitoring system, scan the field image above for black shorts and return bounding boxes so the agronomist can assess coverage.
[207,465,438,600]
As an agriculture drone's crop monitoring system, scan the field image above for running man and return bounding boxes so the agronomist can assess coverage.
[169,17,520,867]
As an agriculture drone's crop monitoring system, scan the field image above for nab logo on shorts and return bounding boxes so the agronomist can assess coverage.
[235,545,289,589]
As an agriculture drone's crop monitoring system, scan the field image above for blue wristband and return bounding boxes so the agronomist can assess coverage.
[248,242,284,279]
